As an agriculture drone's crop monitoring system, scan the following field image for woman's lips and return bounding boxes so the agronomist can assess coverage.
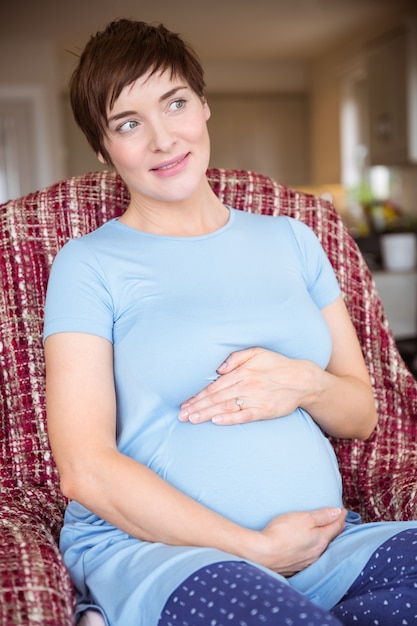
[151,153,189,176]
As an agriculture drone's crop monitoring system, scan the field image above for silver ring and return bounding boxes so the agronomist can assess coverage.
[235,397,244,410]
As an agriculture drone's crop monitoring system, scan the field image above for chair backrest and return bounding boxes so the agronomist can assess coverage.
[1,168,416,527]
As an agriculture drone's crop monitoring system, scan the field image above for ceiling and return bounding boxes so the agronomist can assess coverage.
[1,0,415,62]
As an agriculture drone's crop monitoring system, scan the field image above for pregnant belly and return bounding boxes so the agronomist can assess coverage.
[156,409,343,530]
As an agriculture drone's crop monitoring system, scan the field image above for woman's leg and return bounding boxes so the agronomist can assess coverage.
[331,529,417,625]
[158,561,342,626]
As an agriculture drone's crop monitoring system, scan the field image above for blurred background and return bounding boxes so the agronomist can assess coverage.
[1,0,417,367]
[0,0,415,207]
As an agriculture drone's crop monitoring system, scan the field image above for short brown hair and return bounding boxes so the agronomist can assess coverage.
[70,19,206,163]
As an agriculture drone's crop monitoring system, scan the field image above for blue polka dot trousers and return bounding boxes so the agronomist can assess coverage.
[158,530,417,625]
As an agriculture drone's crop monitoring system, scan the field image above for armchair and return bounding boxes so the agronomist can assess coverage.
[1,168,416,625]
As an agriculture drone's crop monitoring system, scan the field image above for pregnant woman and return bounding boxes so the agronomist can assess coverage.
[44,18,417,626]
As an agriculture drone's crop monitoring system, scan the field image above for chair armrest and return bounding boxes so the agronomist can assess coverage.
[361,466,417,521]
[332,430,417,523]
[0,489,75,625]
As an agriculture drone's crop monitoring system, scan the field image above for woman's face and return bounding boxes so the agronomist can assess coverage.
[100,69,211,206]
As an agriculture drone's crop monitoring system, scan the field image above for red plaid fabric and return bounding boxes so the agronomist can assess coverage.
[1,168,416,624]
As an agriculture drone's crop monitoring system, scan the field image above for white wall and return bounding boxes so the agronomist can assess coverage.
[0,40,66,192]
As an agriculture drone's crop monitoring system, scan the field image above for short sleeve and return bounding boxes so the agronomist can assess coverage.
[285,217,341,309]
[43,239,114,343]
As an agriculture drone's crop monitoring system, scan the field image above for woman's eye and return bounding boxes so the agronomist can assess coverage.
[171,99,186,111]
[118,120,139,133]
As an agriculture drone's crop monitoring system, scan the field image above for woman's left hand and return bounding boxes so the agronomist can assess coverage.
[179,347,315,425]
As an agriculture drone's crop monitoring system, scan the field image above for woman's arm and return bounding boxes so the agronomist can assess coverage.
[305,295,377,439]
[45,331,346,575]
[179,295,377,440]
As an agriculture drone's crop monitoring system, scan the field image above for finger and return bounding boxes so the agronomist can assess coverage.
[217,348,257,374]
[310,507,345,528]
[180,371,242,411]
[186,397,252,425]
[179,395,245,424]
[311,511,346,561]
[212,407,258,425]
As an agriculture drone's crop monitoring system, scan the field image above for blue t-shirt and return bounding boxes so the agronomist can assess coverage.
[44,208,416,626]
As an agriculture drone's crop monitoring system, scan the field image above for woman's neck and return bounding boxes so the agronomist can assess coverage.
[119,185,229,237]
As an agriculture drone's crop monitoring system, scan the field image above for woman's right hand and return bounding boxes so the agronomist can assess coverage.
[250,507,347,577]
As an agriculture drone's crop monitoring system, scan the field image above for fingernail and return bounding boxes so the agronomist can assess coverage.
[212,415,224,424]
[188,412,201,423]
[178,410,189,421]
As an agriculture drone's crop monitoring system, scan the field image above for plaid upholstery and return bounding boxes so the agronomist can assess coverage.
[0,168,416,624]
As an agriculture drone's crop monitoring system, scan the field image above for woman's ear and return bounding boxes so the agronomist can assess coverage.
[203,99,211,122]
[97,152,106,164]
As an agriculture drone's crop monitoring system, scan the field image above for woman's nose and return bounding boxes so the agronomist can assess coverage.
[149,119,175,151]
